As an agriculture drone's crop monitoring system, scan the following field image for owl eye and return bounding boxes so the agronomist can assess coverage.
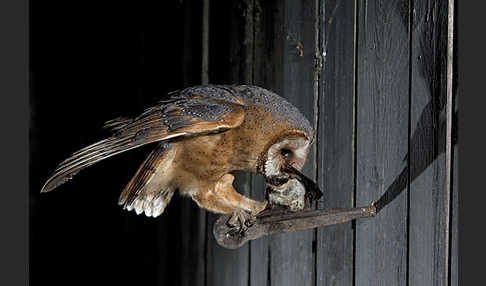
[280,148,292,158]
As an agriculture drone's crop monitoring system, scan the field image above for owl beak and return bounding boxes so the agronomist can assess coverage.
[282,163,323,201]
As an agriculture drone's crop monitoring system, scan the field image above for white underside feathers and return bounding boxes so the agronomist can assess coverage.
[123,189,174,218]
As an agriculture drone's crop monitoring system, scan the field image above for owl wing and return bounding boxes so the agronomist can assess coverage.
[118,141,177,217]
[40,93,245,193]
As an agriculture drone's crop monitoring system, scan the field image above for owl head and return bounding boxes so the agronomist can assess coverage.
[262,130,310,178]
[258,130,322,211]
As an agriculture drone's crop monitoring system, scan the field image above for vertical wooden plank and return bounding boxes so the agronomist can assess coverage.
[408,0,452,285]
[450,28,458,284]
[253,0,317,285]
[316,0,356,285]
[450,110,457,286]
[201,0,209,84]
[171,200,206,286]
[276,0,317,283]
[446,1,455,285]
[206,1,254,286]
[355,0,410,285]
[201,1,210,285]
[206,174,250,286]
[450,3,458,284]
[249,175,269,286]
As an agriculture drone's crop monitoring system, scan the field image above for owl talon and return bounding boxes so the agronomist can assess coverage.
[226,208,256,236]
[227,212,240,227]
[245,215,256,227]
[226,227,243,237]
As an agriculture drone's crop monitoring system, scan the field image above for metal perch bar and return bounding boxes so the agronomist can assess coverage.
[213,205,377,249]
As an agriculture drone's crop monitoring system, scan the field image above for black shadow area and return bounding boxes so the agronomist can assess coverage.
[29,1,202,285]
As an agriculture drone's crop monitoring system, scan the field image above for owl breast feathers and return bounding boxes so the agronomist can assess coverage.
[41,85,321,229]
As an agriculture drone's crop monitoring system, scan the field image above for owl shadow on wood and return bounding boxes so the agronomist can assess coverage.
[377,100,457,212]
[377,0,457,211]
[376,5,457,209]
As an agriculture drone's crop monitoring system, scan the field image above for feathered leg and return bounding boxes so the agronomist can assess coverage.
[193,174,267,232]
[214,174,267,214]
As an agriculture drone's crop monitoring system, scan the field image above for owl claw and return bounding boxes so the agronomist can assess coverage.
[226,200,269,236]
[226,227,243,237]
[226,208,257,236]
[245,215,256,227]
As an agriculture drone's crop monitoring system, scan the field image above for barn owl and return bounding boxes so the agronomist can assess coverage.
[41,85,322,232]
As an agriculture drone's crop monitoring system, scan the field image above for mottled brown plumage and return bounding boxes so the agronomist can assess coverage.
[41,85,322,230]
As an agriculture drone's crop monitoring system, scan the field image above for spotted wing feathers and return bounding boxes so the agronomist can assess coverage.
[40,95,245,193]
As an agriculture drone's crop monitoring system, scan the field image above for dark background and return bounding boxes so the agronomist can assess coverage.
[30,1,207,285]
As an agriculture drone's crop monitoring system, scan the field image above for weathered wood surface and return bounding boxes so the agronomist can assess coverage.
[316,0,356,285]
[252,1,319,285]
[355,0,410,285]
[205,0,457,284]
[450,132,458,286]
[206,174,251,286]
[450,81,458,286]
[408,0,452,285]
[214,206,376,249]
[450,133,458,286]
[447,2,457,285]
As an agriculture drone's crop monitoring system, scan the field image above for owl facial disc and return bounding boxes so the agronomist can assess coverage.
[262,134,322,211]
